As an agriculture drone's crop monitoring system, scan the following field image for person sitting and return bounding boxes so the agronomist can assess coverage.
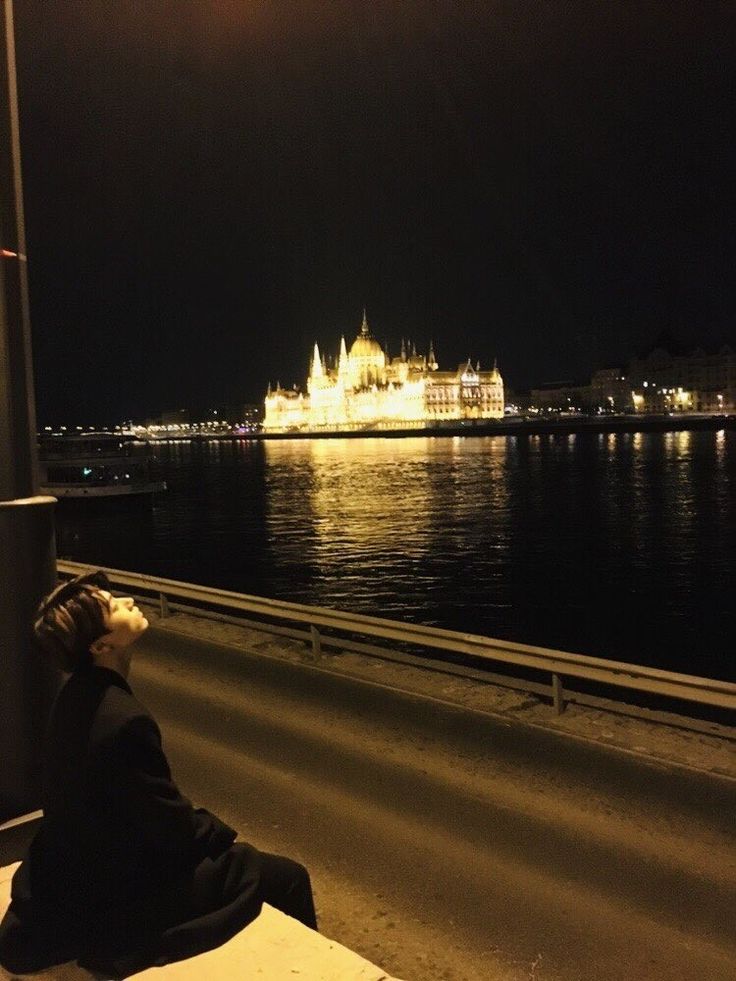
[0,570,316,978]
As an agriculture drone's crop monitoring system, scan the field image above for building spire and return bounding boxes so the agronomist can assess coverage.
[311,342,323,378]
[361,307,369,336]
[338,335,349,379]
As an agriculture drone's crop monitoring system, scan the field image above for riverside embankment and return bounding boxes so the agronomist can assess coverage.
[250,412,735,440]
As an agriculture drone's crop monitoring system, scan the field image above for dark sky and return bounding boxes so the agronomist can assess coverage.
[13,0,736,423]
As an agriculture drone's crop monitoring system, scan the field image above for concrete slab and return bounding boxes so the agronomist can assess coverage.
[0,864,402,981]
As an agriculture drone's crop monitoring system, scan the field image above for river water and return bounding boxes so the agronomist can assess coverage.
[54,430,735,680]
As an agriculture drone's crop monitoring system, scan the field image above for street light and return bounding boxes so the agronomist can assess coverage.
[1,0,58,822]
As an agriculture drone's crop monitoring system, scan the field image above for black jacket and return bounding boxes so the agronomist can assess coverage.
[0,665,261,977]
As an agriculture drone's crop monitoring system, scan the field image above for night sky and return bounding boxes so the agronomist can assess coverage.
[13,1,735,424]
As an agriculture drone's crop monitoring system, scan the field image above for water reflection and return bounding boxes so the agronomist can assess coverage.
[53,431,735,677]
[263,437,512,624]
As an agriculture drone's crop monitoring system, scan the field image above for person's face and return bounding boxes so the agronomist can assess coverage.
[94,590,149,651]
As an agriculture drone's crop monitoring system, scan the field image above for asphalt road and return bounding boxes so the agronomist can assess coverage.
[130,627,736,981]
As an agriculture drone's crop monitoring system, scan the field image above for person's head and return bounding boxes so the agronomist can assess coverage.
[34,571,149,675]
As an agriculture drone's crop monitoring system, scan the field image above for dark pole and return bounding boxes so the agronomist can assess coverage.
[0,0,58,823]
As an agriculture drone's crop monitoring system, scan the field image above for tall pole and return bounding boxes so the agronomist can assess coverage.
[0,0,58,822]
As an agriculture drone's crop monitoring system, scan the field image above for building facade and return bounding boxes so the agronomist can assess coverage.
[519,344,735,416]
[529,380,590,414]
[589,368,632,412]
[628,344,735,414]
[527,369,632,414]
[264,313,504,432]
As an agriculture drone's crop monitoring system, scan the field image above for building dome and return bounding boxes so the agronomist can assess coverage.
[349,310,384,360]
[347,310,386,389]
[349,334,384,359]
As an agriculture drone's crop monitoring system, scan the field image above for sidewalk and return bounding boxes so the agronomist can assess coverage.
[0,863,402,981]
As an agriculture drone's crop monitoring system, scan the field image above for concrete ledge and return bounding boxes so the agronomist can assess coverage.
[0,865,402,981]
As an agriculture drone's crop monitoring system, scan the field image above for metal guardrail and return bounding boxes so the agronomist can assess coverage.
[57,560,736,716]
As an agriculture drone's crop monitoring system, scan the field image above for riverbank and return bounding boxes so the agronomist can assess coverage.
[255,413,735,440]
[136,413,735,442]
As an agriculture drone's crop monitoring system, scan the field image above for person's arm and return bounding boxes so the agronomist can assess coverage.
[103,714,236,861]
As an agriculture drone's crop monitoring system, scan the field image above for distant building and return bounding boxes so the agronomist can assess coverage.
[263,312,504,432]
[529,380,590,414]
[524,341,735,416]
[229,403,263,431]
[628,343,735,413]
[528,369,633,414]
[589,368,632,413]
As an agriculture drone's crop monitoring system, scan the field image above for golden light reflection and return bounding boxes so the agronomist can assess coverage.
[263,437,512,594]
[664,429,692,459]
[713,429,727,483]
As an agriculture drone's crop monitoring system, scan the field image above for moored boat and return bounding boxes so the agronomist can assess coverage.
[38,433,166,500]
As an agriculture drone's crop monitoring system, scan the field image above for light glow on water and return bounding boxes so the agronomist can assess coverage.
[54,431,736,679]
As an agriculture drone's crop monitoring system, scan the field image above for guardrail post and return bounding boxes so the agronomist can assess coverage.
[552,673,565,714]
[159,592,170,619]
[310,624,321,660]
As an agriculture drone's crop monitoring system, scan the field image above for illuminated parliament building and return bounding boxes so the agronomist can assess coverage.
[264,312,504,432]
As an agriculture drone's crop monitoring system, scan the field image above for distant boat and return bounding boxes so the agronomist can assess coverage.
[38,433,166,500]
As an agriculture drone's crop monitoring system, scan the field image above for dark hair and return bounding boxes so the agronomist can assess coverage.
[33,571,112,673]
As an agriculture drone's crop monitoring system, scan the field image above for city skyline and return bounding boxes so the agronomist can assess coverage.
[13,2,735,424]
[35,324,734,429]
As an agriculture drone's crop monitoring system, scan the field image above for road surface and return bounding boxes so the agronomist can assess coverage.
[130,627,736,981]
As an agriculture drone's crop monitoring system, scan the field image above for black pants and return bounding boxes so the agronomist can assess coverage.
[3,849,317,977]
[256,851,318,930]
